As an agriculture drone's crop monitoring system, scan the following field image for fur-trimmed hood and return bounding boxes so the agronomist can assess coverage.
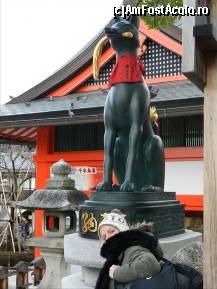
[95,229,162,289]
[101,229,159,259]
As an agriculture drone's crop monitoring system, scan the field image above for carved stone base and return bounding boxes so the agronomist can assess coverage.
[79,191,185,239]
[25,237,70,289]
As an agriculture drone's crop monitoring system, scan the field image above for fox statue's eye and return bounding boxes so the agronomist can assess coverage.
[121,32,134,38]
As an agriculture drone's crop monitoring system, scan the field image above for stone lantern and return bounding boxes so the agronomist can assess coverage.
[16,159,88,289]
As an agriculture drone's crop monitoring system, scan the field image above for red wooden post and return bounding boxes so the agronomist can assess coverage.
[12,261,29,289]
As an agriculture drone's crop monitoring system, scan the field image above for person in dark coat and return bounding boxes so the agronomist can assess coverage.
[96,209,163,289]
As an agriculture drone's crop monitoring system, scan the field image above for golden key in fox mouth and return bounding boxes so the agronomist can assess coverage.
[93,32,134,81]
[93,35,108,81]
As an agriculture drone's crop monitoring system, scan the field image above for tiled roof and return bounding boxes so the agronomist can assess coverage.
[153,79,202,102]
[0,80,203,119]
[0,80,203,142]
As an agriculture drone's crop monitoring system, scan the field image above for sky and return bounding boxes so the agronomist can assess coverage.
[0,0,122,104]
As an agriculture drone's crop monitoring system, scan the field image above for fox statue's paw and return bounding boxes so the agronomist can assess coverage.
[112,184,120,191]
[141,185,162,192]
[96,181,113,191]
[120,181,135,192]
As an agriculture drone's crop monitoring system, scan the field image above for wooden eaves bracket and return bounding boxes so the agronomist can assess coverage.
[193,24,217,52]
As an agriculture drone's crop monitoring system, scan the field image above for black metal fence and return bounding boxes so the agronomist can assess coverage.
[55,123,104,152]
[54,115,203,152]
[159,115,203,148]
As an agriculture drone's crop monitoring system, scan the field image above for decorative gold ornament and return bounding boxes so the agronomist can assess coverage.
[101,212,108,219]
[81,212,97,233]
[93,35,108,80]
[150,106,158,123]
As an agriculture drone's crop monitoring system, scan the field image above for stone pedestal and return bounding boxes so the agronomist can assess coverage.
[62,230,202,289]
[79,191,185,239]
[25,237,70,289]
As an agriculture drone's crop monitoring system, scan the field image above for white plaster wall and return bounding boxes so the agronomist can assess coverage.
[165,161,203,195]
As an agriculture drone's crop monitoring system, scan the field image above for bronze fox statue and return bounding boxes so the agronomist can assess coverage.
[94,16,165,192]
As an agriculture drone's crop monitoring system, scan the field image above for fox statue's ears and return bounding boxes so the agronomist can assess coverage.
[128,15,140,29]
[109,16,122,26]
[110,15,140,29]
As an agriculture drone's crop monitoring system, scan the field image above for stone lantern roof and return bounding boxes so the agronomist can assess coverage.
[16,159,87,211]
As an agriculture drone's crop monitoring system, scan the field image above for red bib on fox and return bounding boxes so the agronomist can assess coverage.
[109,55,145,86]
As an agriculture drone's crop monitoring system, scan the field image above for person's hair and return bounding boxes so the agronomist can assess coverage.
[130,221,153,232]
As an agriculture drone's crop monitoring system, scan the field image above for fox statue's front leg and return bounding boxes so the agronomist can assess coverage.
[120,123,142,192]
[96,100,116,191]
[96,129,115,191]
